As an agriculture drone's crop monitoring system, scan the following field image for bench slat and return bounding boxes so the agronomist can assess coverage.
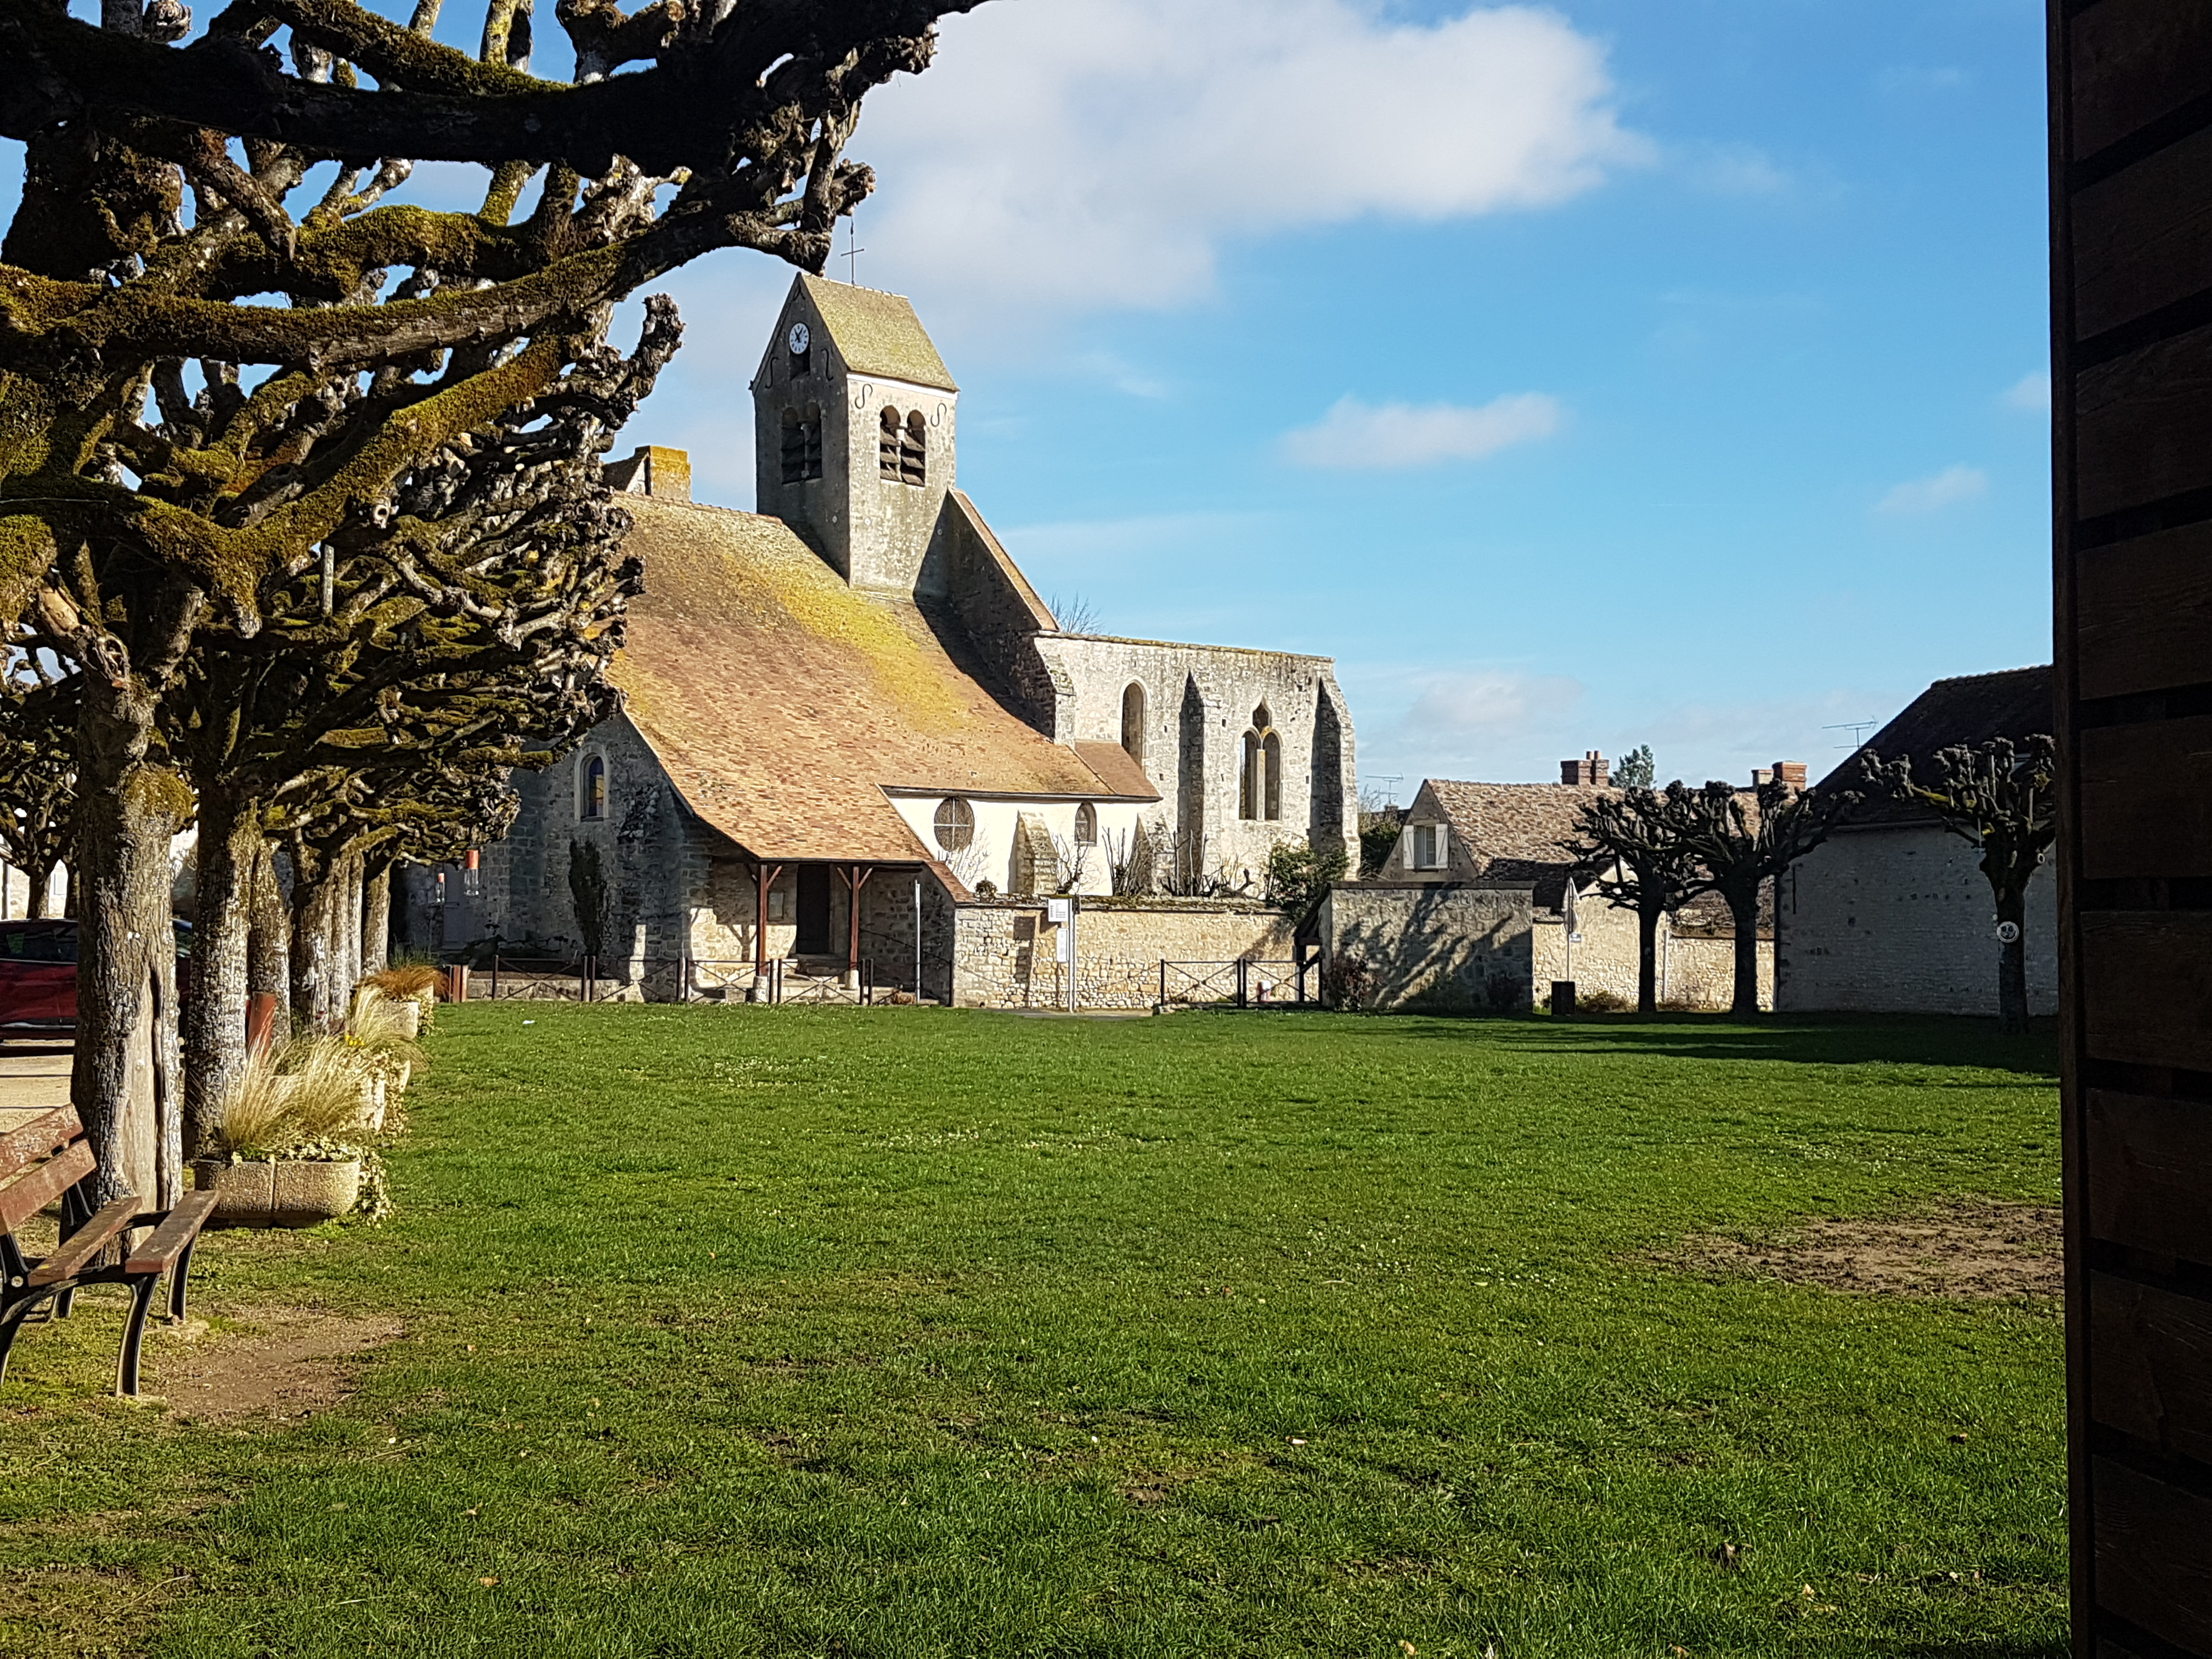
[0,1139,95,1234]
[0,1105,81,1183]
[123,1190,219,1277]
[24,1195,143,1288]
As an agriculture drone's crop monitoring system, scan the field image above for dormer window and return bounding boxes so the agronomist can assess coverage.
[1410,823,1446,870]
[780,405,822,484]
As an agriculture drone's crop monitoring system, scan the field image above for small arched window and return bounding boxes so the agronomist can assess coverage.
[1262,731,1282,821]
[1074,803,1098,846]
[1239,730,1261,821]
[582,754,607,821]
[780,404,823,484]
[1120,682,1146,765]
[878,406,904,479]
[900,409,928,486]
[934,797,975,851]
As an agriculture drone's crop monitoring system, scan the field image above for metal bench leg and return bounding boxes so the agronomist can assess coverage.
[54,1286,75,1319]
[0,1296,48,1390]
[115,1276,160,1398]
[167,1238,199,1324]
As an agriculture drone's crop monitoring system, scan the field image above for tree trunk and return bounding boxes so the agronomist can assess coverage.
[288,857,341,1030]
[24,859,57,919]
[362,863,392,978]
[249,840,290,1011]
[182,793,262,1160]
[1726,883,1763,1018]
[71,687,191,1206]
[1996,885,2029,1035]
[1637,901,1661,1015]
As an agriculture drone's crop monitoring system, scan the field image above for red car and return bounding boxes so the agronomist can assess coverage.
[0,921,194,1030]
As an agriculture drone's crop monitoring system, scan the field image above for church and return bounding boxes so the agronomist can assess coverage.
[397,276,1360,1006]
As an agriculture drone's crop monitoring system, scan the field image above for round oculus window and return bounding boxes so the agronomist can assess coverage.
[933,797,975,851]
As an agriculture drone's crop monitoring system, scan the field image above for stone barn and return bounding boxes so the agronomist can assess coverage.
[1774,664,2056,1018]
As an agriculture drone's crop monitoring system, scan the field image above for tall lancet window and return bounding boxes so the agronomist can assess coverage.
[1239,704,1281,821]
[1120,682,1146,766]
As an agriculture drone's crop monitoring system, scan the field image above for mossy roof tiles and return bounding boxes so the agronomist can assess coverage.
[607,498,1142,862]
[802,276,957,392]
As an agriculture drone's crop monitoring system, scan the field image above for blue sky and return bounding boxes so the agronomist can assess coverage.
[8,1,2052,795]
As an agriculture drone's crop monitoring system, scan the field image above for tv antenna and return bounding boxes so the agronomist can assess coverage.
[1370,774,1403,808]
[840,210,865,285]
[1823,720,1878,750]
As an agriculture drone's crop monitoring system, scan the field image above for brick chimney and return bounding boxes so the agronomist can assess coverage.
[604,444,692,501]
[1560,749,1610,787]
[1771,760,1808,792]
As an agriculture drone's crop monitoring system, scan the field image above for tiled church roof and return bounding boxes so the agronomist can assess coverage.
[607,497,1152,862]
[802,276,958,391]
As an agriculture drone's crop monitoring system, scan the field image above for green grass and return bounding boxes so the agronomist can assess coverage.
[0,1007,2066,1658]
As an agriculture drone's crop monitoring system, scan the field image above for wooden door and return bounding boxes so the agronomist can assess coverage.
[2053,4,2212,1654]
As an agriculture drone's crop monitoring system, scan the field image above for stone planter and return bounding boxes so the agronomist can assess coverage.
[387,997,423,1040]
[193,1156,362,1228]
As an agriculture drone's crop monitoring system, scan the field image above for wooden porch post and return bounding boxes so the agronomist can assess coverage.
[844,865,874,981]
[753,860,782,982]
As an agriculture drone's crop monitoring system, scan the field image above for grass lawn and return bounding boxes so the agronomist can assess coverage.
[0,1006,2066,1658]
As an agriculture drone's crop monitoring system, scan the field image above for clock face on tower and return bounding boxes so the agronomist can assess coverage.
[787,322,810,357]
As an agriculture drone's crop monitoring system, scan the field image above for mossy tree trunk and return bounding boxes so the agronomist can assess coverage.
[287,851,341,1031]
[1996,884,2030,1036]
[363,864,392,978]
[183,791,264,1159]
[248,842,290,1012]
[71,684,191,1207]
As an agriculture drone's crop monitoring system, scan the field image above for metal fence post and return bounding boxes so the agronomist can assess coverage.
[1237,958,1248,1009]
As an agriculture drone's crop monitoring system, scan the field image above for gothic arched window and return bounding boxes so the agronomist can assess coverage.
[582,755,607,821]
[1239,705,1280,822]
[780,404,822,484]
[1075,803,1098,846]
[901,409,928,486]
[879,406,904,479]
[1120,682,1146,766]
[1263,731,1282,821]
[1239,730,1261,821]
[934,797,975,851]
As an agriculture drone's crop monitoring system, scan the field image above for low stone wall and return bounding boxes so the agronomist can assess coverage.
[951,896,1295,1009]
[1319,883,1534,1012]
[1533,913,1774,1010]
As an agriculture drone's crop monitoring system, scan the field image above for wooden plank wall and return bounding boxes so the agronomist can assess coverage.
[2053,3,2212,1655]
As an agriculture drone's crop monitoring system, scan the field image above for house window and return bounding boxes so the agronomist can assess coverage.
[1074,803,1097,845]
[780,405,822,484]
[581,755,606,820]
[1412,823,1446,870]
[1120,682,1146,765]
[934,797,975,851]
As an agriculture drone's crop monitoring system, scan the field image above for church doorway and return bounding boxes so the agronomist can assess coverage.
[795,866,833,956]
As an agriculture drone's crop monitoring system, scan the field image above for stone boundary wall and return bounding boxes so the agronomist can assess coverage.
[1319,883,1535,1012]
[952,897,1295,1009]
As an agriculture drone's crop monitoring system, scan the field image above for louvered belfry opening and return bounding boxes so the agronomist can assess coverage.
[2052,7,2212,1657]
[900,410,928,485]
[878,405,903,479]
[779,405,822,484]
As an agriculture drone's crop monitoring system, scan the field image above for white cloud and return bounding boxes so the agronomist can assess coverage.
[1399,668,1586,749]
[852,1,1650,324]
[1875,464,1988,516]
[1282,392,1564,469]
[2002,370,2051,413]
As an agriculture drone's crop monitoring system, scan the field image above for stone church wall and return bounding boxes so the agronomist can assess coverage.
[1775,822,2057,1016]
[1034,635,1359,886]
[951,896,1294,1009]
[1318,883,1535,1012]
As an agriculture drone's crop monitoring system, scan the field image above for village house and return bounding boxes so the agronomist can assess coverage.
[1775,665,2056,1017]
[1320,753,1782,1011]
[396,276,1358,1006]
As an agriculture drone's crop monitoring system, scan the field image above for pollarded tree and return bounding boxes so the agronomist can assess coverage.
[1667,776,1857,1018]
[0,651,78,916]
[1560,787,1700,1015]
[1,0,980,1201]
[1867,736,2057,1035]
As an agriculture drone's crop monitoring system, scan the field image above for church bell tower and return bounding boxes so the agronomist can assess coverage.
[752,274,960,595]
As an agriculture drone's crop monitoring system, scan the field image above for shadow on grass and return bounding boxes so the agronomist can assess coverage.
[1339,1011,2060,1078]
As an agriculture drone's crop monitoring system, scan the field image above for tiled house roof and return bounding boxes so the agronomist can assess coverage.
[1821,665,2054,829]
[606,497,1154,862]
[802,276,958,391]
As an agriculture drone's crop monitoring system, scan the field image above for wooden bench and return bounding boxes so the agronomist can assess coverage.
[1,1105,219,1396]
